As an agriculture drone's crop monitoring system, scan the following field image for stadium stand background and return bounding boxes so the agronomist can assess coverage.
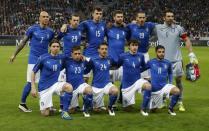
[0,0,209,39]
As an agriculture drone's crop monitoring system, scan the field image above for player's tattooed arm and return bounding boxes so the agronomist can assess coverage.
[9,35,29,63]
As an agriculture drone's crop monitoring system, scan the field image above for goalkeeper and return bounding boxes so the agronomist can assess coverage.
[154,9,198,112]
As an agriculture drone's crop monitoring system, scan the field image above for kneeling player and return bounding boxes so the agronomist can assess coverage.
[64,46,93,117]
[118,40,151,116]
[31,40,73,120]
[85,42,118,116]
[147,45,180,116]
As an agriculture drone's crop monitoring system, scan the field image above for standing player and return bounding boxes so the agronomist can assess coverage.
[147,45,180,116]
[9,11,54,112]
[106,10,127,82]
[31,40,73,120]
[127,12,155,79]
[118,40,151,116]
[64,46,93,117]
[154,9,198,111]
[58,14,82,56]
[79,6,106,58]
[85,43,118,116]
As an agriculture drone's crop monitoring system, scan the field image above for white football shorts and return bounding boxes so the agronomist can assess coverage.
[70,83,90,109]
[38,82,66,110]
[92,82,115,108]
[122,79,148,107]
[149,84,175,109]
[27,64,40,83]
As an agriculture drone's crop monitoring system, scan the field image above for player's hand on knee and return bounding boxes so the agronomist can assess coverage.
[31,87,37,98]
[60,24,68,33]
[188,52,198,64]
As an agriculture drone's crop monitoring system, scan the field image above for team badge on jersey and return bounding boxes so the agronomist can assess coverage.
[146,28,149,32]
[108,60,110,65]
[101,27,104,31]
[164,64,168,69]
[138,58,141,63]
[122,31,125,36]
[46,33,49,39]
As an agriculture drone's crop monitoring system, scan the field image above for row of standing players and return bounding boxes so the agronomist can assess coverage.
[9,8,198,120]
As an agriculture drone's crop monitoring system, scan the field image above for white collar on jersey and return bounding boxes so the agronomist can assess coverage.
[163,22,176,28]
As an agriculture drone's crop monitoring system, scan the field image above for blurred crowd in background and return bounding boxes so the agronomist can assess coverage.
[1,0,209,39]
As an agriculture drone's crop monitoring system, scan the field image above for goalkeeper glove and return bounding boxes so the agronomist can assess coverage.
[188,52,198,64]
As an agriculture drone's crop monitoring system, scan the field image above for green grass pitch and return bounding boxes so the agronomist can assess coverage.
[0,46,208,131]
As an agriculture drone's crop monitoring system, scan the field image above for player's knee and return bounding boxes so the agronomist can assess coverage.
[171,87,180,95]
[175,77,183,90]
[41,110,50,116]
[110,86,119,95]
[63,83,73,93]
[84,86,93,94]
[143,82,151,90]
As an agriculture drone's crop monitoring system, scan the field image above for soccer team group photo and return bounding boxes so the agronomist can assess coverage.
[1,0,208,130]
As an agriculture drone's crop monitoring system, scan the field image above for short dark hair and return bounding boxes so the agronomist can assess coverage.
[136,11,146,17]
[49,39,61,47]
[71,45,81,52]
[113,10,123,17]
[98,42,108,49]
[155,45,165,52]
[128,39,139,46]
[163,9,174,16]
[70,13,79,20]
[93,6,103,12]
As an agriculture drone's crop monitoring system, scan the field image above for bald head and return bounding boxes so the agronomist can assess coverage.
[39,11,49,27]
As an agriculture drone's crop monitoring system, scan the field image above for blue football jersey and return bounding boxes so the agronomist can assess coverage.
[79,20,106,58]
[85,56,113,88]
[147,58,173,92]
[26,24,54,64]
[64,57,86,90]
[127,22,155,53]
[118,52,146,89]
[57,26,82,56]
[106,25,127,62]
[33,53,64,92]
